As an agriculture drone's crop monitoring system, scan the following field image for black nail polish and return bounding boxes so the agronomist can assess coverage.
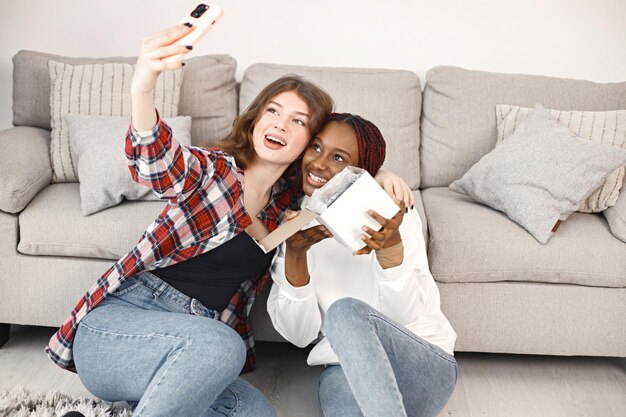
[405,208,408,213]
[186,45,193,50]
[181,62,186,67]
[184,22,192,27]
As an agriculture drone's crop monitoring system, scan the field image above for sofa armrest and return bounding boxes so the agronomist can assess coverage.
[0,127,52,213]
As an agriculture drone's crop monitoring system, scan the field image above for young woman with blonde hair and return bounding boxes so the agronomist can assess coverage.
[49,23,333,417]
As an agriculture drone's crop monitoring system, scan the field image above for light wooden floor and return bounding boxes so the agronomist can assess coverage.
[1,325,625,417]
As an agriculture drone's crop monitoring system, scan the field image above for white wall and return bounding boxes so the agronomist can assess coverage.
[1,0,625,130]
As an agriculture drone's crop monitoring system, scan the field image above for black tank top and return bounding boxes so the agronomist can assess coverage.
[151,232,275,311]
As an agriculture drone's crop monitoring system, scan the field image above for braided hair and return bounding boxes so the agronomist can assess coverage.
[327,113,386,176]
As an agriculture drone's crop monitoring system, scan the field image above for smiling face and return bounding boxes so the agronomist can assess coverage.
[251,90,312,169]
[301,121,360,196]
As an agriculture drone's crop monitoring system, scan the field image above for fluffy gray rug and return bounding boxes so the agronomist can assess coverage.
[0,386,132,417]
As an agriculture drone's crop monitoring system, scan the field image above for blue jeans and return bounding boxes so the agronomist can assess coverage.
[73,271,276,417]
[319,298,458,417]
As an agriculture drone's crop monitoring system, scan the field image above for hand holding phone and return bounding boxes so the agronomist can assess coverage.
[163,3,224,62]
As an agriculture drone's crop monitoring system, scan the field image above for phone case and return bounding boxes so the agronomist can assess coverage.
[163,3,224,62]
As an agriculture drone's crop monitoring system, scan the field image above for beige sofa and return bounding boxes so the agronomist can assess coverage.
[1,50,625,363]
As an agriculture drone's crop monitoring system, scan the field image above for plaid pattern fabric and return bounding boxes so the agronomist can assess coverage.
[46,119,293,373]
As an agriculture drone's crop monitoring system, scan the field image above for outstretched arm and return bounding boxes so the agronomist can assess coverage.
[131,23,191,130]
[126,24,215,203]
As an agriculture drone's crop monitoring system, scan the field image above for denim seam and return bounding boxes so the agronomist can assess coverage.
[79,320,181,340]
[134,338,186,417]
[226,386,242,417]
[344,313,405,414]
[367,313,457,365]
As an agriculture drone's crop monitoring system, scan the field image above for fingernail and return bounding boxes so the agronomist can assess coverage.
[405,208,408,213]
[411,205,414,209]
[186,45,193,50]
[181,62,186,67]
[184,22,192,27]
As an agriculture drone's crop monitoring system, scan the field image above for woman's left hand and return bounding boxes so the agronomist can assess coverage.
[353,199,406,255]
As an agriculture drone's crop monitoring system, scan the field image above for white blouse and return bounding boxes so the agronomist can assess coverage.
[267,208,457,366]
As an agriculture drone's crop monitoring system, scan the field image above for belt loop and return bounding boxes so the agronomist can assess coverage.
[152,281,167,299]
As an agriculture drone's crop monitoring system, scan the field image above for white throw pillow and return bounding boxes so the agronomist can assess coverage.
[496,105,626,212]
[450,104,626,244]
[64,114,192,215]
[49,60,183,182]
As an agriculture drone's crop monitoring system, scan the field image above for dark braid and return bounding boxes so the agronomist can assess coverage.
[328,113,386,176]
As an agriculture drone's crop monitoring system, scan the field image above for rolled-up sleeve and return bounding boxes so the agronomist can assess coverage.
[125,118,211,203]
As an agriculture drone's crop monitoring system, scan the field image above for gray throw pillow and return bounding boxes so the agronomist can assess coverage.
[604,186,626,242]
[449,103,626,244]
[495,105,626,213]
[64,114,192,215]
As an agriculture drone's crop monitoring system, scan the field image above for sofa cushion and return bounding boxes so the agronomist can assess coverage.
[18,183,165,260]
[0,127,52,213]
[240,63,422,189]
[65,114,191,215]
[496,105,626,213]
[48,60,183,182]
[449,104,626,244]
[12,50,237,147]
[420,66,626,187]
[422,187,626,288]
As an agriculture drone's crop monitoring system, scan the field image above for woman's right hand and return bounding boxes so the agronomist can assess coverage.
[284,210,332,287]
[285,210,333,255]
[131,23,194,95]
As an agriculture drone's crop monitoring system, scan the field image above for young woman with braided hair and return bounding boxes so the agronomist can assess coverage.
[267,113,458,417]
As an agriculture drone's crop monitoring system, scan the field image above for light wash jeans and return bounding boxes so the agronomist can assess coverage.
[72,271,276,417]
[319,297,458,417]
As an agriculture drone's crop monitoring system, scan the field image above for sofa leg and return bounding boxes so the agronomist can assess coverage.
[0,323,9,347]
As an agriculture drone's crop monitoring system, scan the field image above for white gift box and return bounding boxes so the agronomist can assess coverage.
[258,167,400,253]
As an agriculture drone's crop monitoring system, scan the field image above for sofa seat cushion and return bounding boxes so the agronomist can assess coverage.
[18,183,165,260]
[422,187,626,288]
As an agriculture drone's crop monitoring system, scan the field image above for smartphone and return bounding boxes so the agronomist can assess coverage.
[164,3,224,62]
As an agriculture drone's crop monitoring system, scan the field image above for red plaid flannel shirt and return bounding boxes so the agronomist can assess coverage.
[46,118,293,373]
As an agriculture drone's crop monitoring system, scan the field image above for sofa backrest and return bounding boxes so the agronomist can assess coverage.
[239,63,422,189]
[12,50,237,147]
[420,66,626,188]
